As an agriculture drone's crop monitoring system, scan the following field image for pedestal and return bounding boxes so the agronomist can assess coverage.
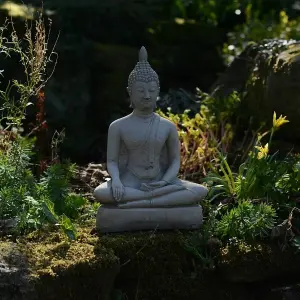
[96,205,203,233]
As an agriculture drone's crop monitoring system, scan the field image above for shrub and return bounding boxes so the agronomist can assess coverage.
[0,11,94,240]
[205,112,294,206]
[216,200,276,241]
[0,132,88,239]
[157,90,240,181]
[203,111,300,249]
[0,136,35,220]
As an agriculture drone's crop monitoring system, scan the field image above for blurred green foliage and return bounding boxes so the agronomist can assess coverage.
[168,0,300,65]
[223,5,300,64]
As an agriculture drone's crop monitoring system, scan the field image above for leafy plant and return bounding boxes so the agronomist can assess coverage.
[39,162,76,214]
[37,162,88,240]
[0,13,90,240]
[0,131,87,239]
[216,200,276,241]
[202,111,300,245]
[293,236,300,253]
[157,91,240,181]
[204,151,236,203]
[205,111,292,206]
[0,136,35,220]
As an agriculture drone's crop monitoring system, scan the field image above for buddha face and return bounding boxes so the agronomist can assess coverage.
[128,81,159,111]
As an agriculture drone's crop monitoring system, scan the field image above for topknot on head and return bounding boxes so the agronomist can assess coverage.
[127,46,160,96]
[139,46,148,62]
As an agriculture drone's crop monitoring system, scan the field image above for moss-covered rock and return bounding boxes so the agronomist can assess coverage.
[211,39,300,144]
[218,241,300,283]
[95,231,251,300]
[6,223,120,300]
[2,222,300,299]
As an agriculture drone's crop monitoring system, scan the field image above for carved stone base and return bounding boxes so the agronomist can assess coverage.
[96,205,203,233]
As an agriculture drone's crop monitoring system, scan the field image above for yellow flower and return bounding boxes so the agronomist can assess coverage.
[272,111,289,129]
[255,143,269,159]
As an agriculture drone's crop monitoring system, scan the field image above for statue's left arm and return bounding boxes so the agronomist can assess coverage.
[161,123,181,183]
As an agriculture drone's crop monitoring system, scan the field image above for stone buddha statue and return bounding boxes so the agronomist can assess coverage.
[94,46,208,233]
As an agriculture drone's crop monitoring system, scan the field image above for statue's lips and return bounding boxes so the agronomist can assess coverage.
[141,99,152,104]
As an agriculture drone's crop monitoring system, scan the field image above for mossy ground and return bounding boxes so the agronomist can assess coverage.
[3,220,119,300]
[219,241,300,283]
[1,222,300,299]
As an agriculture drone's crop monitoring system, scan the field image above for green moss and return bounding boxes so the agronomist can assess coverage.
[274,44,300,72]
[96,231,225,299]
[97,231,300,298]
[1,222,300,299]
[8,221,120,300]
[96,231,195,275]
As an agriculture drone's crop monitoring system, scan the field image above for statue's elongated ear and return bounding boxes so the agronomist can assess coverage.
[126,86,130,95]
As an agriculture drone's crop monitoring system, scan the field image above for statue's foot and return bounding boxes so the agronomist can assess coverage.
[119,200,151,209]
[117,188,203,209]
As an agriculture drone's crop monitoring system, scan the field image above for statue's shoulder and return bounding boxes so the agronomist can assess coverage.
[109,114,131,129]
[156,114,177,130]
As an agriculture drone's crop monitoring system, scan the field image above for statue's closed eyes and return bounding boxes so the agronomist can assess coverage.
[94,47,208,233]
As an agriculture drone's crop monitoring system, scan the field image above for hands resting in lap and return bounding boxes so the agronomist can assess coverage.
[111,180,168,202]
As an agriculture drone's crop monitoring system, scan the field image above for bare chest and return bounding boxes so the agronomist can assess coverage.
[120,119,168,150]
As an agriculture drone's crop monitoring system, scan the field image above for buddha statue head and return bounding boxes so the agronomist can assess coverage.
[127,46,160,111]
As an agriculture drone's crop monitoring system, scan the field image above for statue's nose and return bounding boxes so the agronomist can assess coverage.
[144,90,150,99]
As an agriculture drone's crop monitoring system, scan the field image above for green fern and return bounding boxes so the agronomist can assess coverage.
[39,162,76,214]
[0,138,36,219]
[38,162,87,240]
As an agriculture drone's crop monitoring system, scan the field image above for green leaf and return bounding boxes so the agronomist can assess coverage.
[42,199,59,224]
[293,236,300,252]
[209,192,226,202]
[202,175,225,184]
[60,214,77,241]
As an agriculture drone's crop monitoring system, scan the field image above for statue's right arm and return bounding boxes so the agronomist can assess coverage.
[106,122,121,182]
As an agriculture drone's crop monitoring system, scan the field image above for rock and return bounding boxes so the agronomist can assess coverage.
[75,163,109,185]
[0,218,17,234]
[71,163,109,201]
[211,39,300,142]
[0,242,32,300]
